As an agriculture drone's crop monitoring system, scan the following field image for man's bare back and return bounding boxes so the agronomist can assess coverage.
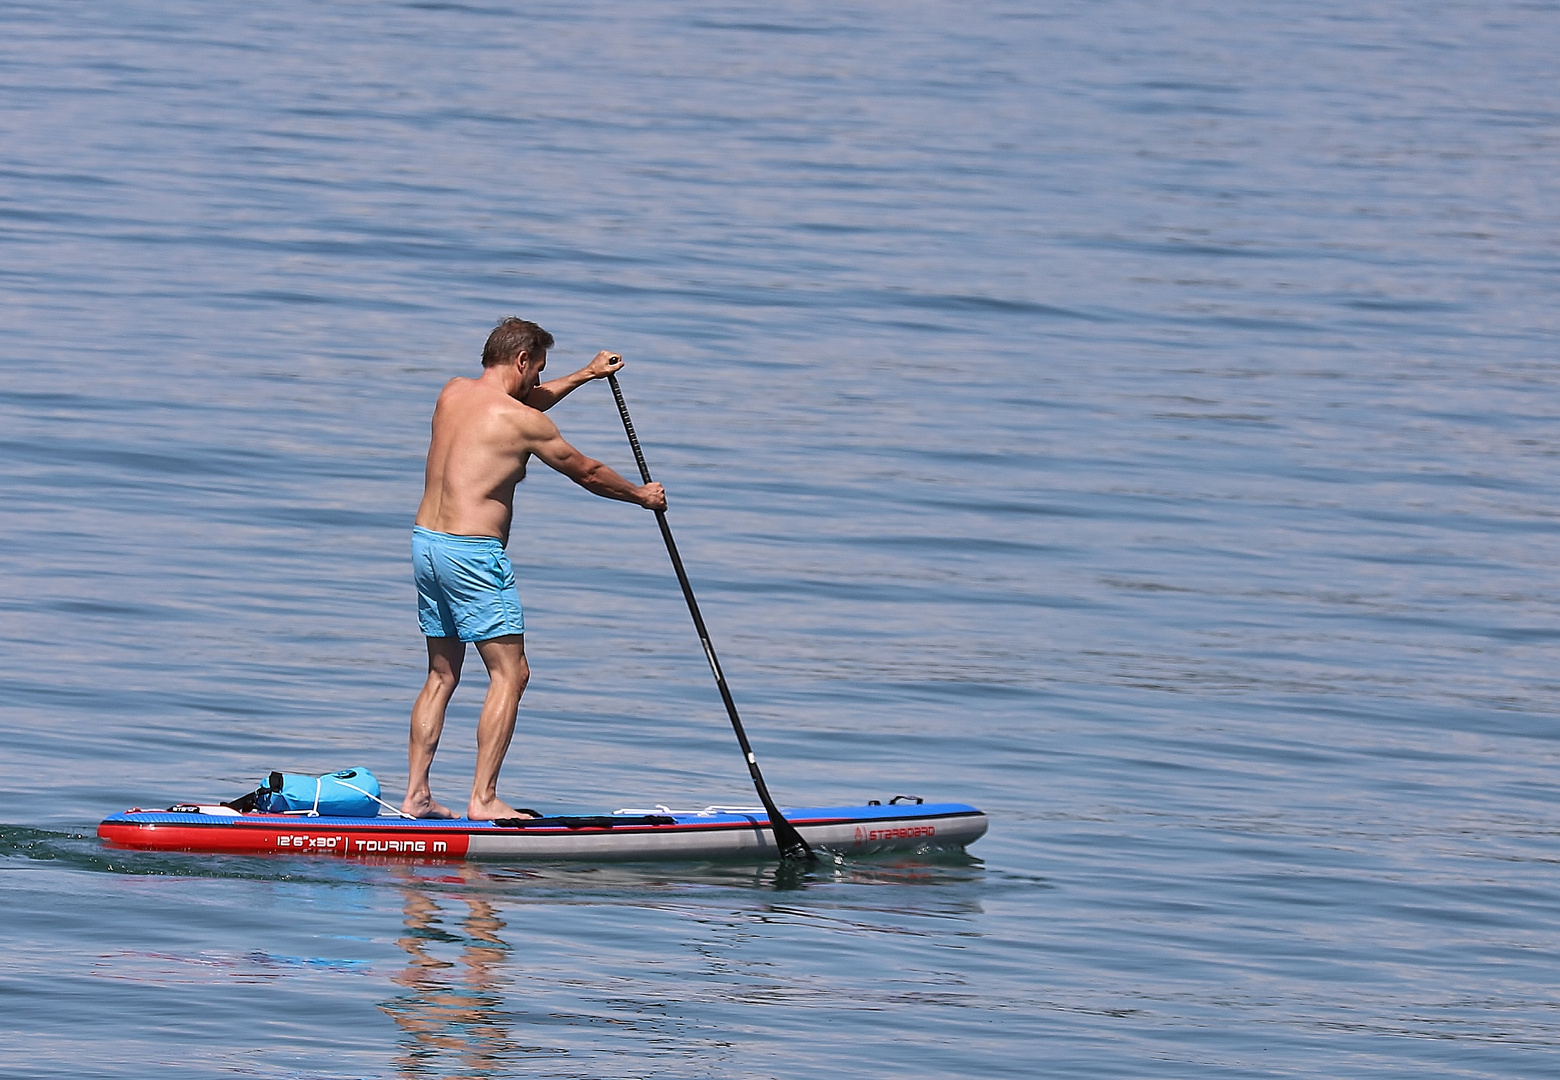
[415,347,664,543]
[404,318,665,821]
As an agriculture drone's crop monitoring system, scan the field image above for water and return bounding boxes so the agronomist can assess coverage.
[3,1,1559,1076]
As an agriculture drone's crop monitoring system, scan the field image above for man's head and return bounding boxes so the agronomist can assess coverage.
[482,317,555,369]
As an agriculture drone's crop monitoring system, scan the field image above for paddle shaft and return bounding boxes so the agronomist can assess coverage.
[606,373,815,862]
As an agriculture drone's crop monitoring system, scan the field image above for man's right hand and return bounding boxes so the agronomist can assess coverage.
[640,482,666,512]
[585,351,624,379]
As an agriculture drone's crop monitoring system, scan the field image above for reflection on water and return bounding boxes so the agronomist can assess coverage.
[377,856,986,1077]
[381,866,542,1078]
[474,851,989,897]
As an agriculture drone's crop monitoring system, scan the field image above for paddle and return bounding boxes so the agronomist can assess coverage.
[606,371,816,863]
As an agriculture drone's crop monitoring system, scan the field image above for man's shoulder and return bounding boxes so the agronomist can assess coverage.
[432,378,554,436]
[437,379,528,414]
[433,375,477,406]
[475,388,556,437]
[506,400,558,441]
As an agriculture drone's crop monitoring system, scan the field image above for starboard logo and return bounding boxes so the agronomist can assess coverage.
[852,824,936,844]
[862,825,936,842]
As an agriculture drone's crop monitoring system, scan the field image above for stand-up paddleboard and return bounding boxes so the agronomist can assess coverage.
[98,799,987,861]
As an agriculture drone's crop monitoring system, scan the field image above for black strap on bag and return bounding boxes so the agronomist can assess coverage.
[220,772,285,813]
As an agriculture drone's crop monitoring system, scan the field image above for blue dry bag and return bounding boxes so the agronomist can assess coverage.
[252,768,383,817]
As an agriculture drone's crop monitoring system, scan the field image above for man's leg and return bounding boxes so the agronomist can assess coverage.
[466,633,531,821]
[402,636,465,819]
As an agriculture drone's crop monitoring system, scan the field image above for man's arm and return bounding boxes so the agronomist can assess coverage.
[529,420,666,510]
[523,351,624,412]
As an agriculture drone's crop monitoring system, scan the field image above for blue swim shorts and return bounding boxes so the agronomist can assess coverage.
[412,527,525,642]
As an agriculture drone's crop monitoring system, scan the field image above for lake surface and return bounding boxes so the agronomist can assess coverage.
[3,1,1559,1077]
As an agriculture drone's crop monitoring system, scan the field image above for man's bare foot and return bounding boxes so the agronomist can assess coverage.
[402,795,459,819]
[466,797,537,821]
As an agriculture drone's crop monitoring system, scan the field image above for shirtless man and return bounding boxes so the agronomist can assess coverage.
[404,317,665,820]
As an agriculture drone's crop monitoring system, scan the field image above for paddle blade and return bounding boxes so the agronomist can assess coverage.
[770,813,816,863]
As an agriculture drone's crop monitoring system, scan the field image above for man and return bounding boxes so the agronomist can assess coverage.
[404,317,665,820]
